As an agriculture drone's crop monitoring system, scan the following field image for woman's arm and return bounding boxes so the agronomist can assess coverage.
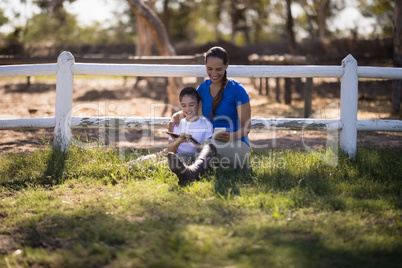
[235,102,251,139]
[214,102,251,142]
[168,111,184,132]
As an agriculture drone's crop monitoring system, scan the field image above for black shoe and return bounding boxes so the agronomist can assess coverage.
[167,153,196,182]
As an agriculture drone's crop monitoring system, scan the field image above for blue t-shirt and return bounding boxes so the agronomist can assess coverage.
[197,78,250,146]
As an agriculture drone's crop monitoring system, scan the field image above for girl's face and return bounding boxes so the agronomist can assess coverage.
[180,95,199,121]
[205,56,228,84]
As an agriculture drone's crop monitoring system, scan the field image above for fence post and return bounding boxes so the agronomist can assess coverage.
[340,54,358,157]
[54,51,74,152]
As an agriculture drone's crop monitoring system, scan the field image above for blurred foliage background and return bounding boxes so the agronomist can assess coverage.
[0,0,396,63]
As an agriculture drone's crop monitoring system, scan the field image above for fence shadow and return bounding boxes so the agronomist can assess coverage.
[74,78,170,102]
[3,83,56,94]
[8,199,402,267]
[0,145,67,192]
[42,147,67,185]
[314,80,392,99]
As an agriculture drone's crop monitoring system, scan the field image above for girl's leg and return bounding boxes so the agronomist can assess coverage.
[176,152,197,165]
[167,144,216,183]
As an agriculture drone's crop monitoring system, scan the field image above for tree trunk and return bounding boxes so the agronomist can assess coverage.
[393,0,402,114]
[317,0,328,40]
[127,0,175,56]
[126,0,182,109]
[134,1,153,89]
[286,0,296,54]
[230,0,249,45]
[163,0,171,40]
[135,0,154,57]
[285,0,295,105]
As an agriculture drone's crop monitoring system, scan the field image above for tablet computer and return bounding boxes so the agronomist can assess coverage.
[166,131,200,145]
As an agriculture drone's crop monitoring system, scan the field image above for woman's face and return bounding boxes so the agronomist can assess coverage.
[205,56,228,84]
[180,95,199,121]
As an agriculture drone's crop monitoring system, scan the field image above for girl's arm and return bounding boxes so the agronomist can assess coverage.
[166,133,194,153]
[167,136,185,153]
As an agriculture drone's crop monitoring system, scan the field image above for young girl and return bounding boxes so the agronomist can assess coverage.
[167,87,213,162]
[131,87,212,166]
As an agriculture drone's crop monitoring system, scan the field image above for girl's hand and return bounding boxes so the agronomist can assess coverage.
[172,133,192,144]
[167,132,188,153]
[179,133,193,143]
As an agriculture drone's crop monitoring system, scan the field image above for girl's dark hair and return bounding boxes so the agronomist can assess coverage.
[179,87,201,103]
[205,46,229,119]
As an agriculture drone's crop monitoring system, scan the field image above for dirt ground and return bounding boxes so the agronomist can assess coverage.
[0,75,401,154]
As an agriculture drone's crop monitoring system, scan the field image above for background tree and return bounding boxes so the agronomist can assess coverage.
[126,0,174,56]
[230,0,250,45]
[284,0,296,105]
[125,0,182,108]
[0,9,8,29]
[295,0,345,40]
[23,11,80,46]
[159,0,198,43]
[135,0,155,56]
[358,0,394,37]
[247,0,269,44]
[0,9,10,47]
[286,0,296,53]
[393,0,401,114]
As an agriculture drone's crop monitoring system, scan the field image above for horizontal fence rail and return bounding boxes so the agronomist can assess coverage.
[71,63,346,78]
[2,118,401,132]
[0,63,57,77]
[0,118,56,129]
[357,66,402,79]
[0,117,344,131]
[0,51,401,157]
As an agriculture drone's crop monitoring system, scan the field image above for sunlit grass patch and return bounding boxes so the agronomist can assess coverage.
[0,145,401,267]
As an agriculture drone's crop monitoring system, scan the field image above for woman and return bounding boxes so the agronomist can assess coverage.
[168,46,251,183]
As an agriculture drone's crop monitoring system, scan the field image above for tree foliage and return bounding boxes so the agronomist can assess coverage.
[358,0,394,36]
[0,0,396,48]
[294,0,345,40]
[0,9,8,27]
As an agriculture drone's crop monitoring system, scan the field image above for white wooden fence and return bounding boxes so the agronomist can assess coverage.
[1,51,402,157]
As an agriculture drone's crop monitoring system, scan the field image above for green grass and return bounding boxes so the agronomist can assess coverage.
[0,145,401,267]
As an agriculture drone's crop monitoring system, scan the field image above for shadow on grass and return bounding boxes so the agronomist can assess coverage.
[41,147,67,185]
[212,148,402,210]
[212,168,254,197]
[0,146,67,191]
[211,151,334,198]
[7,195,402,268]
[2,147,402,267]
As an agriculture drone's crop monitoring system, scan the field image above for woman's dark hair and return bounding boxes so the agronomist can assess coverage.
[205,46,229,119]
[179,87,201,103]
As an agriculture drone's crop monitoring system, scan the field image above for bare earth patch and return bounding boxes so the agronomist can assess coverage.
[1,76,401,154]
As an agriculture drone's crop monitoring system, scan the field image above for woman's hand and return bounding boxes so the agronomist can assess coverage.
[168,111,183,132]
[213,131,231,143]
[213,102,251,143]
